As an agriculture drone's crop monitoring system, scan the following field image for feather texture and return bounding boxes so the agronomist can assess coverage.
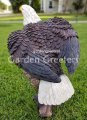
[8,17,80,83]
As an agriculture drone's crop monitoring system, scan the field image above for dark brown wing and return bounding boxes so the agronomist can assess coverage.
[8,30,61,83]
[8,17,79,83]
[23,17,79,74]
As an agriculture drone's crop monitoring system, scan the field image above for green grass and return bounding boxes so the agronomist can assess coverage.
[0,13,87,21]
[0,22,87,120]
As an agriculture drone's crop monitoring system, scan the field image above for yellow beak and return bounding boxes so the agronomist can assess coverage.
[19,6,22,11]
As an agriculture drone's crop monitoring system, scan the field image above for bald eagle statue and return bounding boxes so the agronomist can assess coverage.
[8,5,80,117]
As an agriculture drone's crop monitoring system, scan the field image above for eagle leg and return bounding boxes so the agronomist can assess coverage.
[33,95,52,118]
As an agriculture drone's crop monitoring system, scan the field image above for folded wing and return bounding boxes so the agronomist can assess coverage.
[8,31,61,83]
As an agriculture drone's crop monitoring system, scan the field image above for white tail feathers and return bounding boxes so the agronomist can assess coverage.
[38,75,74,105]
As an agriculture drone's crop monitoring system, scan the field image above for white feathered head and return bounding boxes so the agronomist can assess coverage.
[19,4,41,25]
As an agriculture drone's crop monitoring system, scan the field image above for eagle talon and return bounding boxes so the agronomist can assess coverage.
[39,105,52,118]
[33,95,52,118]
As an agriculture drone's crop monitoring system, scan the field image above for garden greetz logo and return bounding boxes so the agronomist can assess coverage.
[33,49,60,54]
[8,56,79,64]
[8,49,79,64]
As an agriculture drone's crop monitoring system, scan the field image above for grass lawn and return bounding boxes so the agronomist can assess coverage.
[0,21,87,120]
[0,13,87,21]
